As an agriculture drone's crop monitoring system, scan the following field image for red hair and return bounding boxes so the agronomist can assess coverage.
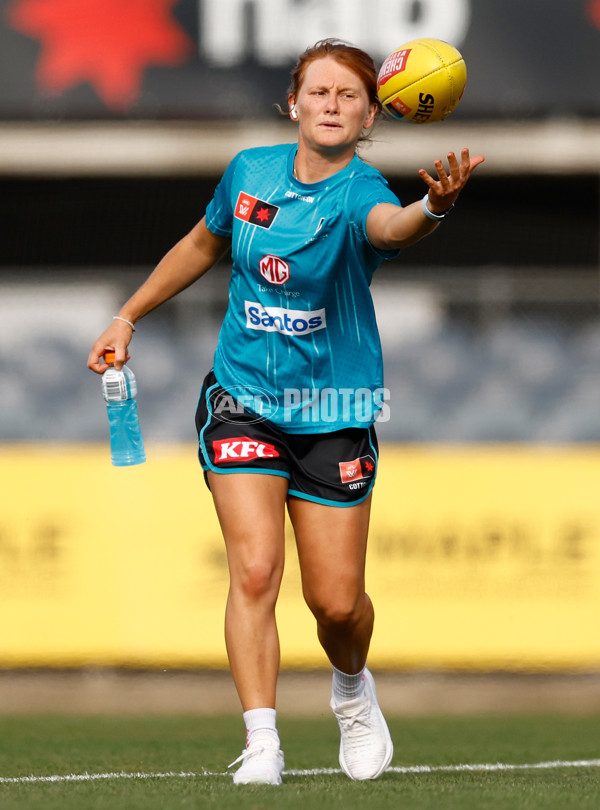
[287,39,381,115]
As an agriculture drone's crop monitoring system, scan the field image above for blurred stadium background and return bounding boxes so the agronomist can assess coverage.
[1,0,600,696]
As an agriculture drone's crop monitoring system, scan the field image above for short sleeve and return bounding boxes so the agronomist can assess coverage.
[204,153,242,238]
[348,172,402,260]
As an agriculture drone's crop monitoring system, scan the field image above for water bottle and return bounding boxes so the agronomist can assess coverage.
[101,351,146,466]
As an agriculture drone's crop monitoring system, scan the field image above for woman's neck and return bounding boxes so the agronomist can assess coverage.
[293,141,356,184]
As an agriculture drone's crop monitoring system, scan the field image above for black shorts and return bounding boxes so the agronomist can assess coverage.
[195,371,378,507]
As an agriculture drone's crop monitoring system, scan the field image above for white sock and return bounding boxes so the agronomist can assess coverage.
[331,664,366,703]
[242,707,279,747]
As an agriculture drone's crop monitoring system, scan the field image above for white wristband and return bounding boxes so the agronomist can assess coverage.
[113,315,136,332]
[421,193,454,221]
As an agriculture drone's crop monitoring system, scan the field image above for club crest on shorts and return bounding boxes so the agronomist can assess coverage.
[235,192,279,229]
[339,455,376,484]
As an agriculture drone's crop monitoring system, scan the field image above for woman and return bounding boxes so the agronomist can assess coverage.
[88,39,484,785]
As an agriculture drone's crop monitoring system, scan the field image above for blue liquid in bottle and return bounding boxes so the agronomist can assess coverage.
[102,352,146,467]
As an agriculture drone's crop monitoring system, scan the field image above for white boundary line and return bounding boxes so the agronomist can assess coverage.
[1,759,600,784]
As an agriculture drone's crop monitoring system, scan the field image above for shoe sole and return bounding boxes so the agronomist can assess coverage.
[233,775,282,785]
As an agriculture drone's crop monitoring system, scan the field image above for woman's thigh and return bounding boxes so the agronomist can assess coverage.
[208,471,289,591]
[287,495,372,616]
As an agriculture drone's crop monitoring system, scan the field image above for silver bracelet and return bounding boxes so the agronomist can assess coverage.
[421,193,455,221]
[113,315,136,332]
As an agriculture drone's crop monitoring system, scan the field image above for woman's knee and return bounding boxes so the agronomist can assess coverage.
[305,589,365,629]
[231,558,283,604]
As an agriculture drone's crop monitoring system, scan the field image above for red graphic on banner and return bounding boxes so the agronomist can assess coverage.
[587,0,600,26]
[5,0,192,110]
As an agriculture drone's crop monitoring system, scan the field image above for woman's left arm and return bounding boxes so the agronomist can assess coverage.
[367,147,485,251]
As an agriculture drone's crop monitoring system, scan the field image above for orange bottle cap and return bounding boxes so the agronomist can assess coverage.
[104,350,116,364]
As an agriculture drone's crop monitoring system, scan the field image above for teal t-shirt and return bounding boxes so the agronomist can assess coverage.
[205,143,400,433]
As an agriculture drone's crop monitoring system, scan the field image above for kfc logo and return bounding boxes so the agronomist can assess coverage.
[213,437,280,462]
[259,255,290,285]
[339,455,376,484]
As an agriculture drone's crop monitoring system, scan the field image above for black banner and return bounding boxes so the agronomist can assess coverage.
[1,0,599,120]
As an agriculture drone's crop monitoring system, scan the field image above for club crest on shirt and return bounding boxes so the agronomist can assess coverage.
[235,192,279,229]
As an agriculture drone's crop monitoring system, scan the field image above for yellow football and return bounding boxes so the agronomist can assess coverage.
[377,38,467,124]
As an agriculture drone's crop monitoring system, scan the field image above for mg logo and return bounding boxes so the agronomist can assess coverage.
[259,255,290,285]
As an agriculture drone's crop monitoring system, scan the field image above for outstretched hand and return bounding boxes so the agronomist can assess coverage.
[419,147,485,214]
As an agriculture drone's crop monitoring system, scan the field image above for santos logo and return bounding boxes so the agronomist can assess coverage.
[245,301,326,336]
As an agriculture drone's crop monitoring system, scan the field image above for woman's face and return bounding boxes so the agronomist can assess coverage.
[290,56,377,158]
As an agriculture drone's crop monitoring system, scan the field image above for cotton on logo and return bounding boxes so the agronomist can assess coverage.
[213,437,280,462]
[259,255,290,285]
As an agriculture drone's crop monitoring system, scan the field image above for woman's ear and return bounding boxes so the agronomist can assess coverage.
[364,102,378,130]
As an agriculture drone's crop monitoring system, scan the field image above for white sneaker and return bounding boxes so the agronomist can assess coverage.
[330,668,393,780]
[229,734,285,785]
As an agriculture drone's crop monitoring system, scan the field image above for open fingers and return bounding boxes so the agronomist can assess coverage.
[417,147,484,215]
[434,157,449,183]
[420,148,484,191]
[443,148,485,181]
[459,147,485,175]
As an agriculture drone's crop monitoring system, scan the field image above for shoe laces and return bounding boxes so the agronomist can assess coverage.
[228,736,280,769]
[333,697,373,740]
[228,749,250,769]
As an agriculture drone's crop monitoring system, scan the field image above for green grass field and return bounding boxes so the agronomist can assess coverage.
[1,713,599,810]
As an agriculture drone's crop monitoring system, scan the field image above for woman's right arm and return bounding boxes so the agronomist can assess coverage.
[87,217,231,373]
